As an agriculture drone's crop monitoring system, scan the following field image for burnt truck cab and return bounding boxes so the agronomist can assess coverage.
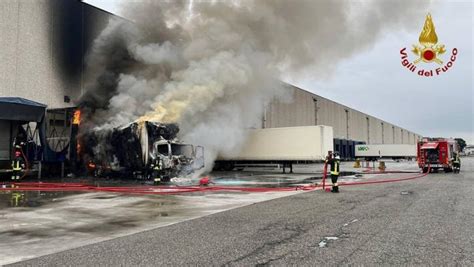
[78,121,204,181]
[151,140,204,180]
[417,138,459,173]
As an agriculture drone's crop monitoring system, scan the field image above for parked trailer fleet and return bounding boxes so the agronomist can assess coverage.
[355,144,417,161]
[214,125,334,171]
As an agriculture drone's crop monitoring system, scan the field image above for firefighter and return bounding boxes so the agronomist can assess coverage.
[452,152,461,173]
[326,152,341,193]
[151,162,162,184]
[11,146,25,180]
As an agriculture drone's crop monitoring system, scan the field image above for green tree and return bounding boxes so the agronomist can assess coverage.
[455,138,466,151]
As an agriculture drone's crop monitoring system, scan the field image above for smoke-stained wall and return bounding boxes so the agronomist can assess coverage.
[264,85,422,145]
[0,0,114,109]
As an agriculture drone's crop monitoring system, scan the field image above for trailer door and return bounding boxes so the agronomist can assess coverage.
[0,120,11,160]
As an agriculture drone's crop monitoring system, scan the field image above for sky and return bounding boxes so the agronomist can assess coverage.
[84,0,473,144]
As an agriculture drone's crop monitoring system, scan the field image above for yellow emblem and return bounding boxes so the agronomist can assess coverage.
[412,13,446,64]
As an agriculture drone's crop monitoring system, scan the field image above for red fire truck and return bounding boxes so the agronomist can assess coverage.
[417,138,459,173]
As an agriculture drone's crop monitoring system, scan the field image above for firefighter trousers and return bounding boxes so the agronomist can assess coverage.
[11,170,21,180]
[331,174,339,192]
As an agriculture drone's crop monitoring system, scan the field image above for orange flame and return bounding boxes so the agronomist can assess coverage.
[87,161,96,169]
[73,110,81,125]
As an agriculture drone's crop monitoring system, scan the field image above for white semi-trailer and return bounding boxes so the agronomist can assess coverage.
[215,125,334,172]
[355,144,417,160]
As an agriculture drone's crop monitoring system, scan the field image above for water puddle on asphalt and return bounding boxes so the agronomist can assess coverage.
[209,173,364,188]
[0,191,186,239]
[0,184,300,265]
[0,190,80,209]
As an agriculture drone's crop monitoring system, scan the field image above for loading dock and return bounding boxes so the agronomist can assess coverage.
[0,97,47,178]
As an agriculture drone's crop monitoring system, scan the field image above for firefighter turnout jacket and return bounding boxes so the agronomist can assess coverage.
[327,158,340,176]
[12,158,23,171]
[453,154,460,164]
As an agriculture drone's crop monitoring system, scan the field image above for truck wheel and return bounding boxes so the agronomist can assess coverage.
[223,162,235,171]
[422,167,429,173]
[444,167,452,173]
[212,162,223,171]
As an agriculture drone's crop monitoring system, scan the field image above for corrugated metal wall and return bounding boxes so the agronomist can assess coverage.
[264,86,422,144]
[0,0,112,109]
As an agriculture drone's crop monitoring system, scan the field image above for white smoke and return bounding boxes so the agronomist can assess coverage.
[81,0,430,172]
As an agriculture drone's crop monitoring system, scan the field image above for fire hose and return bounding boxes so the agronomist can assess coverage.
[322,160,328,190]
[1,166,430,195]
[322,165,430,191]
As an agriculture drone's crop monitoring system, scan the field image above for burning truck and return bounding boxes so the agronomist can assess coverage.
[74,120,204,181]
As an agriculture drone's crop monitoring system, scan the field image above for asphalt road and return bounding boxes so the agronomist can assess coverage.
[11,158,474,266]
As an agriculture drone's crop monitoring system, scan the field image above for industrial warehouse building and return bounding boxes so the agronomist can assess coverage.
[0,0,421,168]
[262,85,422,159]
[264,85,422,144]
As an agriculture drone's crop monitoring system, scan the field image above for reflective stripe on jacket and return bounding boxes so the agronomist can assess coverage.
[453,155,460,163]
[12,160,22,171]
[330,160,340,175]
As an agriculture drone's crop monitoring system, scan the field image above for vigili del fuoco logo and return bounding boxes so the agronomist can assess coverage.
[400,13,457,77]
